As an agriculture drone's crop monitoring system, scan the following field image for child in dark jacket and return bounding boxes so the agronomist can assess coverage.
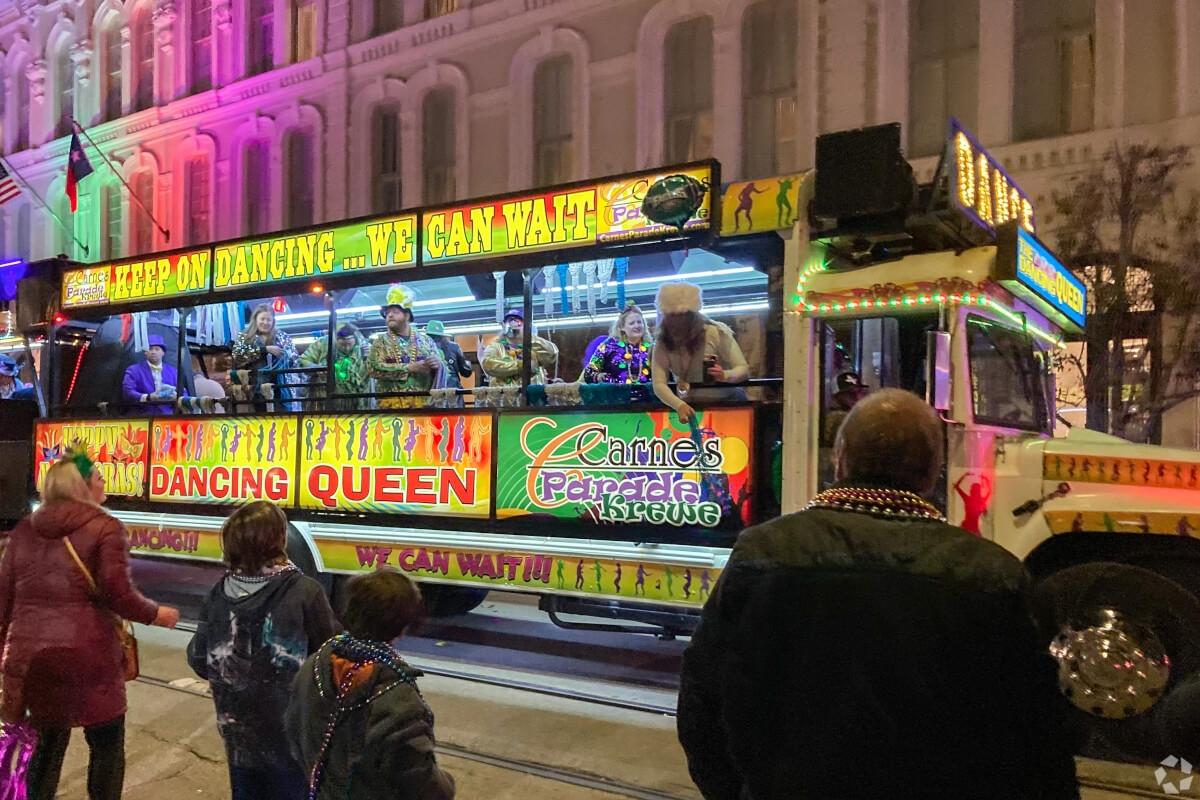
[286,568,455,799]
[187,501,339,800]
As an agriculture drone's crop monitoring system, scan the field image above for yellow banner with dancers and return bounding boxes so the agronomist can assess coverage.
[1044,451,1200,490]
[148,417,300,505]
[315,536,719,607]
[297,412,493,518]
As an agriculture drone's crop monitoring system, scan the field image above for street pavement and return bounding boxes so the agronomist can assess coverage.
[46,627,1184,799]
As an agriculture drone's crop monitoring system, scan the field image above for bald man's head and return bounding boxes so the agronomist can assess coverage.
[834,389,943,494]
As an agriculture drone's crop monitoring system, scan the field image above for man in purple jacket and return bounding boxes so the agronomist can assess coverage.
[121,334,181,415]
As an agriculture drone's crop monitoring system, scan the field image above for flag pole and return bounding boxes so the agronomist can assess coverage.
[71,119,170,243]
[0,155,90,257]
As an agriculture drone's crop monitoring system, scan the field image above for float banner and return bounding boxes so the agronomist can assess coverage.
[128,524,224,561]
[214,213,417,291]
[148,417,300,505]
[495,407,753,529]
[316,537,721,607]
[719,173,804,236]
[1044,510,1200,538]
[62,250,212,309]
[948,119,1035,237]
[995,224,1086,334]
[421,163,713,265]
[34,420,149,498]
[297,412,492,517]
[1044,451,1200,490]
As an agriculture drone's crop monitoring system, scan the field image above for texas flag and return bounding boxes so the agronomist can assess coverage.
[65,131,94,213]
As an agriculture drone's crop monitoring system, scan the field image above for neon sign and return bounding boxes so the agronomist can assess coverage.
[995,223,1086,333]
[950,120,1034,237]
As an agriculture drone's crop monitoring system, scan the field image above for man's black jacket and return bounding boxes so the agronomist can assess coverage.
[677,506,1080,800]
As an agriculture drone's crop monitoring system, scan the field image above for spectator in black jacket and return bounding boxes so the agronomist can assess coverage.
[677,389,1079,800]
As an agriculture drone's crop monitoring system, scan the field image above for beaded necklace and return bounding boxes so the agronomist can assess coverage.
[806,486,946,522]
[610,338,651,384]
[226,563,299,584]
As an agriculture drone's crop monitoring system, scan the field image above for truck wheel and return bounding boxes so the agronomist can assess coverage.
[420,585,489,617]
[1033,562,1200,761]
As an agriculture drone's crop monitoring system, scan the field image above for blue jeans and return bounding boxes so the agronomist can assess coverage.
[229,762,306,800]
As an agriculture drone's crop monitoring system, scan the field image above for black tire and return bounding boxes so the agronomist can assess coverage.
[1033,562,1200,762]
[286,525,332,593]
[419,584,489,617]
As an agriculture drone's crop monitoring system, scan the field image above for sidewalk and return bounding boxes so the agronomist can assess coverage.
[49,627,1180,799]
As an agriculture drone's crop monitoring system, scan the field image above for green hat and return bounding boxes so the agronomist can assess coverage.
[425,320,446,337]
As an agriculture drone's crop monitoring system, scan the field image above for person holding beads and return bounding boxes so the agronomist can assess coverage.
[581,303,653,386]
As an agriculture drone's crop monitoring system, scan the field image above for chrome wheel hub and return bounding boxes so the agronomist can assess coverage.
[1050,608,1171,718]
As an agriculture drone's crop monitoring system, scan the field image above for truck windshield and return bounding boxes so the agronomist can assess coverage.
[965,315,1051,433]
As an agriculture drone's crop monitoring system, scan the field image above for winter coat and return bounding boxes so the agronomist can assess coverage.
[187,568,339,770]
[677,504,1080,800]
[0,500,159,728]
[286,636,455,800]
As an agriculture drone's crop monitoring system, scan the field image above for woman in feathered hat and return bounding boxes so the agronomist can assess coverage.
[651,281,749,423]
[367,284,445,409]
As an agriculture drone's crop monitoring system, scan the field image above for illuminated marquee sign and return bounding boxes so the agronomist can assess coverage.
[62,250,212,309]
[495,407,752,529]
[949,120,1035,237]
[995,223,1086,333]
[422,164,713,265]
[34,420,149,498]
[214,213,417,291]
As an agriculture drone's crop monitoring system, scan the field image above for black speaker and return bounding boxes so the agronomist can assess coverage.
[813,123,916,222]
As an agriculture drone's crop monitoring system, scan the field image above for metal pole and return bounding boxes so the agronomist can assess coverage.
[324,291,337,409]
[23,333,45,417]
[72,121,170,242]
[175,307,189,401]
[521,270,533,394]
[0,157,90,257]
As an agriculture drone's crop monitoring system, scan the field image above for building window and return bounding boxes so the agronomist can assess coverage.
[249,0,275,75]
[104,24,123,120]
[192,0,213,93]
[134,9,155,111]
[372,106,402,213]
[375,0,402,34]
[1013,0,1093,141]
[186,155,211,245]
[422,89,456,204]
[284,129,315,228]
[664,17,714,162]
[293,0,318,63]
[105,183,122,258]
[14,64,29,152]
[243,139,269,234]
[130,172,155,255]
[908,0,979,156]
[743,0,798,176]
[424,0,458,20]
[533,56,574,185]
[15,204,30,260]
[56,47,73,139]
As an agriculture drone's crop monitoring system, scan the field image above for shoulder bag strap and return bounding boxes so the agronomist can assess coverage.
[63,537,99,597]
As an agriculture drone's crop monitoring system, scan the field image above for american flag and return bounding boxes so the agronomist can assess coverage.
[0,161,20,207]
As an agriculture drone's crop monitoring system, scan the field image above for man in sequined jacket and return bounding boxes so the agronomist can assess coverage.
[677,389,1079,800]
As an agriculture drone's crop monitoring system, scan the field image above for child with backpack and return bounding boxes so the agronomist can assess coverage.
[187,501,339,800]
[286,568,455,799]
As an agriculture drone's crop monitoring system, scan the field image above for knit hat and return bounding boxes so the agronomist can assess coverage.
[655,282,702,316]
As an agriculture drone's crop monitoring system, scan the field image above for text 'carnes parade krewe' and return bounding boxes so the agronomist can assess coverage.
[521,417,725,526]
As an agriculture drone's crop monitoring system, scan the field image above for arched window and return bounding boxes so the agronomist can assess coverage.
[14,63,29,151]
[1014,0,1093,140]
[56,45,74,139]
[292,0,317,62]
[56,194,73,256]
[134,8,155,111]
[193,0,213,93]
[249,0,275,75]
[284,129,314,228]
[422,88,456,204]
[243,139,269,234]
[664,17,713,162]
[533,56,573,185]
[15,204,30,260]
[186,155,211,245]
[129,172,154,254]
[375,0,402,35]
[908,0,979,156]
[103,24,123,120]
[743,0,798,176]
[105,183,123,258]
[372,105,402,213]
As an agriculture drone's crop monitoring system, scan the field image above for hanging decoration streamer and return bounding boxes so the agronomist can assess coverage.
[597,258,615,304]
[542,265,557,317]
[556,264,569,313]
[493,271,506,325]
[615,258,628,309]
[583,261,597,316]
[568,262,583,314]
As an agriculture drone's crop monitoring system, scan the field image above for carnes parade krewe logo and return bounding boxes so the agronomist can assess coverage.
[517,415,727,527]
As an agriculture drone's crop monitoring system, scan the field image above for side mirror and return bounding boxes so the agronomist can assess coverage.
[925,330,951,412]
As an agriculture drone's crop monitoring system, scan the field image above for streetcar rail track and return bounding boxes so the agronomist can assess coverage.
[133,673,691,799]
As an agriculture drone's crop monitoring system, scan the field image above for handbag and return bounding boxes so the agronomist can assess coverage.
[0,720,35,800]
[63,538,140,682]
